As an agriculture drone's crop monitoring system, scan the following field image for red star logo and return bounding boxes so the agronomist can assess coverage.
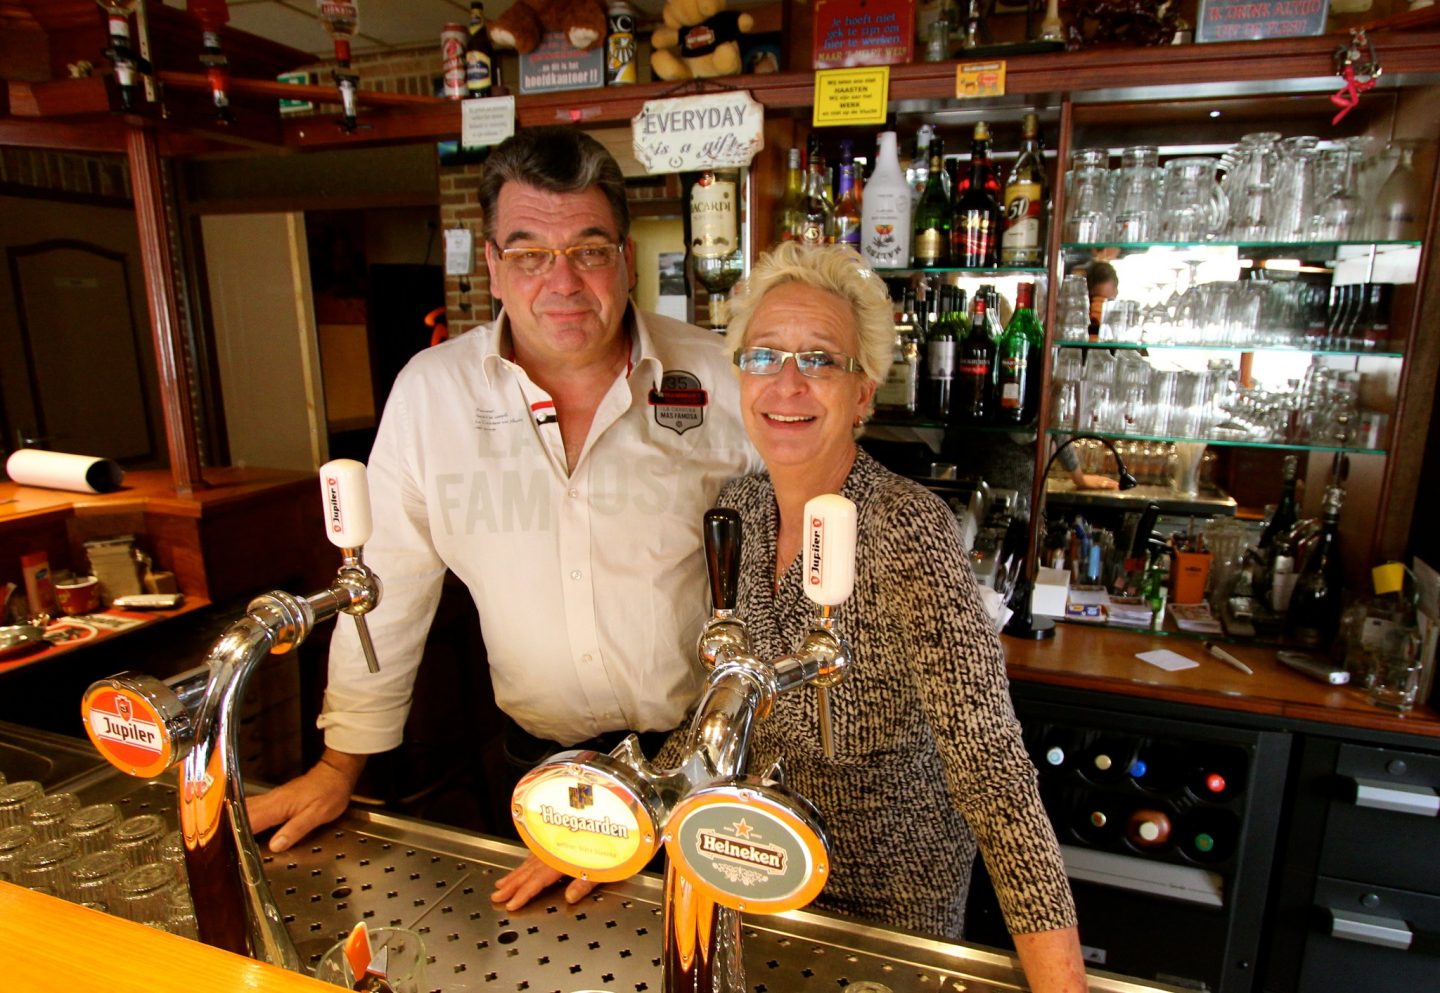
[732,818,753,839]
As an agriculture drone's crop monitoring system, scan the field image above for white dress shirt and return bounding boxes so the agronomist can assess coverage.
[318,308,759,750]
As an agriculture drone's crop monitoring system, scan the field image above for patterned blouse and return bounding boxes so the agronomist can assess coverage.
[713,449,1076,939]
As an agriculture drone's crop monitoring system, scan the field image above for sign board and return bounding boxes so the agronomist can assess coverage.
[631,91,765,174]
[813,67,890,127]
[1196,0,1329,42]
[812,0,914,70]
[276,70,315,115]
[956,61,1006,100]
[519,32,605,94]
[461,94,516,149]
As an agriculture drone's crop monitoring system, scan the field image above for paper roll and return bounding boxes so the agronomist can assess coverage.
[5,449,126,494]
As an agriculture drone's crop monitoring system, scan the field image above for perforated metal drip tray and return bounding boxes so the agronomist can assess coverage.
[64,770,1175,993]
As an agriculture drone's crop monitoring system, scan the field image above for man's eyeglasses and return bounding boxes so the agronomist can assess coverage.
[733,346,861,380]
[494,242,624,276]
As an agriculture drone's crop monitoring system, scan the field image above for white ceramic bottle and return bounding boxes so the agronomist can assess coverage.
[860,131,912,269]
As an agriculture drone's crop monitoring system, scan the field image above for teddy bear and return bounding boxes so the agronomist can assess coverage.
[486,0,609,55]
[650,0,756,81]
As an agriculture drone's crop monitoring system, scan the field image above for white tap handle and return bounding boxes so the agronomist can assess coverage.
[802,494,857,607]
[319,458,372,548]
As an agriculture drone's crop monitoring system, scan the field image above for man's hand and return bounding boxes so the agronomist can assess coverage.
[1071,470,1120,491]
[247,749,366,853]
[491,854,597,911]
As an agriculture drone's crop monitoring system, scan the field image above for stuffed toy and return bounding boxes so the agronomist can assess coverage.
[650,0,756,81]
[487,0,609,55]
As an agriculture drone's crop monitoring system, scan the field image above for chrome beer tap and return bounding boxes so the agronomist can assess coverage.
[80,459,384,969]
[511,494,859,993]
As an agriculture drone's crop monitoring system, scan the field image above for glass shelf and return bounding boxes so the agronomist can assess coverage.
[1045,427,1384,456]
[1061,240,1421,253]
[872,266,1049,277]
[1052,340,1403,358]
[872,416,1038,437]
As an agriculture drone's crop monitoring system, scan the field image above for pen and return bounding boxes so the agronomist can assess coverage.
[1204,641,1254,676]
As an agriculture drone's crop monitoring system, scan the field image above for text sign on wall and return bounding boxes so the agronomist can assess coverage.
[1196,0,1329,42]
[813,67,890,127]
[812,0,914,69]
[631,91,765,174]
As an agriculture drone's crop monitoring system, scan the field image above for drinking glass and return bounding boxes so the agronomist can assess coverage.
[315,927,428,993]
[27,792,80,843]
[0,823,38,881]
[1369,139,1425,241]
[0,780,44,829]
[70,849,130,910]
[113,813,167,867]
[1223,132,1280,240]
[1101,299,1143,343]
[114,862,181,925]
[1308,142,1367,241]
[1064,167,1112,243]
[1057,274,1091,340]
[17,838,82,900]
[1112,145,1162,242]
[1160,157,1228,242]
[1270,140,1320,242]
[65,802,122,856]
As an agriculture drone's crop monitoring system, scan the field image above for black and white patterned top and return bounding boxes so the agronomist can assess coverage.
[715,449,1076,939]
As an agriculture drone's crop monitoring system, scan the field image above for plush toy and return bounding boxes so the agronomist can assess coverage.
[650,0,756,81]
[486,0,609,55]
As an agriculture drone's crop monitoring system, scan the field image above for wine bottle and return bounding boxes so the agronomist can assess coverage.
[954,292,995,424]
[1190,747,1245,802]
[1128,741,1187,795]
[1285,483,1346,649]
[1258,455,1300,552]
[689,169,744,330]
[463,2,495,98]
[912,137,951,268]
[995,281,1039,423]
[1126,809,1173,849]
[1081,735,1136,785]
[907,124,934,207]
[925,287,966,422]
[861,131,913,269]
[796,139,834,246]
[776,147,804,244]
[833,141,863,250]
[1179,808,1237,863]
[1000,112,1049,267]
[952,122,1005,268]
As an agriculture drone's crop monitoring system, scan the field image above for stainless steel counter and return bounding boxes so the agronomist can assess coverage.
[3,722,1182,993]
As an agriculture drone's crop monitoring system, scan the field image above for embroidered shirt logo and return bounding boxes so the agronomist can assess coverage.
[650,370,707,435]
[531,400,558,427]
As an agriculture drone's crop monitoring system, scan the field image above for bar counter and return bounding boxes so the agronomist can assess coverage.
[1002,623,1439,740]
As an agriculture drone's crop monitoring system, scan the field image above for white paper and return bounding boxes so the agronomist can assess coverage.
[5,449,124,493]
[444,228,474,276]
[1137,649,1201,672]
[461,95,516,150]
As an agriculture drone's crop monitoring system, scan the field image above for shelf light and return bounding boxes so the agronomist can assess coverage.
[1209,110,1222,118]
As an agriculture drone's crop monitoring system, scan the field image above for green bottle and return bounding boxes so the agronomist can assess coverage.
[912,137,951,267]
[995,282,1039,423]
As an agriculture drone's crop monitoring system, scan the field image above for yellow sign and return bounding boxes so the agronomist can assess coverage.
[512,767,656,882]
[956,61,1006,100]
[812,67,890,127]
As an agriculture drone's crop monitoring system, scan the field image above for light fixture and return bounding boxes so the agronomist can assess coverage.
[1003,434,1138,640]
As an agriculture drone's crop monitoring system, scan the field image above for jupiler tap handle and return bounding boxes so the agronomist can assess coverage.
[320,458,372,548]
[802,494,857,760]
[319,458,381,673]
[801,494,857,607]
[703,508,742,613]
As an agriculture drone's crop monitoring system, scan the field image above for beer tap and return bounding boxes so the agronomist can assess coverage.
[80,459,384,969]
[511,494,858,993]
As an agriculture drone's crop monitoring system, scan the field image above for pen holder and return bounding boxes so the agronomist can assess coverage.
[1171,550,1212,605]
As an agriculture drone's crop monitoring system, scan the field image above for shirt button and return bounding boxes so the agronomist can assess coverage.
[568,488,579,498]
[581,654,593,664]
[570,569,582,580]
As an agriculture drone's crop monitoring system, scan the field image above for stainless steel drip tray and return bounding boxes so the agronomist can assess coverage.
[263,808,1177,993]
[54,766,1178,993]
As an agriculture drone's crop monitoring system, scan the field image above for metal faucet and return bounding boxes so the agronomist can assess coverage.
[80,459,382,968]
[512,495,858,993]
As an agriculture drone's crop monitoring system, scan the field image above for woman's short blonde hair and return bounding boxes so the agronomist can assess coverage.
[723,242,893,387]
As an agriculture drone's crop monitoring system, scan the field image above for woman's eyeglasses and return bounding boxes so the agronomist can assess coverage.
[495,242,624,276]
[733,346,861,380]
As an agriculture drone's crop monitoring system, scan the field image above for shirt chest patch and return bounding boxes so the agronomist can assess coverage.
[649,370,708,436]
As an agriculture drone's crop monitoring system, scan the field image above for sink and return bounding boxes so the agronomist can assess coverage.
[0,722,108,791]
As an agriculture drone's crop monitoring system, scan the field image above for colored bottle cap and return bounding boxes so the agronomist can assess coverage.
[1372,561,1405,596]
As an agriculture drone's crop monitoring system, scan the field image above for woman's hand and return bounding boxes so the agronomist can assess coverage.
[491,854,597,911]
[1013,926,1087,993]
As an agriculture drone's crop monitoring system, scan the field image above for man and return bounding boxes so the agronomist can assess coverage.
[248,127,758,905]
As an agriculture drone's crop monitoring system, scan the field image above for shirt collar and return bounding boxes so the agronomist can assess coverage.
[481,305,659,389]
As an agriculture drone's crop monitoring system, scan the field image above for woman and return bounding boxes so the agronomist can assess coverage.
[717,242,1084,991]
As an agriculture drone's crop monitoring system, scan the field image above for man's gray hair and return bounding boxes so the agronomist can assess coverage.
[478,126,630,243]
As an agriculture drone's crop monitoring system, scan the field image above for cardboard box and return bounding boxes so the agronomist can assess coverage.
[1032,566,1072,618]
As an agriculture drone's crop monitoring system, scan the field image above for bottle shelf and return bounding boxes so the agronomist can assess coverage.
[1045,427,1384,456]
[873,266,1049,277]
[1053,340,1403,358]
[871,415,1038,438]
[1061,240,1421,256]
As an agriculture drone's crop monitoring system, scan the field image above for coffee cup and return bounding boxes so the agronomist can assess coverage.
[54,576,101,616]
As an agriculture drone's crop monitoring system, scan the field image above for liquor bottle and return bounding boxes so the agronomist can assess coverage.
[689,169,744,330]
[907,124,934,206]
[795,139,834,246]
[1126,809,1173,848]
[912,138,951,268]
[925,287,966,422]
[995,282,1039,423]
[1286,484,1346,649]
[604,0,637,85]
[776,147,805,244]
[952,119,1003,201]
[1000,113,1049,267]
[874,331,921,415]
[464,2,496,98]
[952,122,1005,268]
[1258,455,1300,552]
[954,291,995,424]
[1191,747,1246,802]
[1081,735,1136,785]
[860,131,913,269]
[833,141,863,250]
[1128,741,1187,795]
[1178,808,1236,863]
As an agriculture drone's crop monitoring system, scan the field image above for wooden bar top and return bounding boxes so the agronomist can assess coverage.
[0,882,332,992]
[1002,623,1440,740]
